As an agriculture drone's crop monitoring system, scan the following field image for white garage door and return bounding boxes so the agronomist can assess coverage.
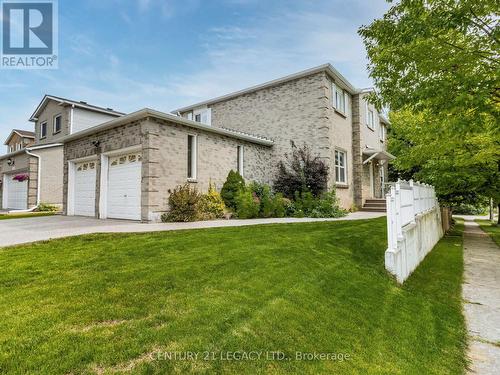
[74,161,97,217]
[107,153,142,220]
[3,174,28,210]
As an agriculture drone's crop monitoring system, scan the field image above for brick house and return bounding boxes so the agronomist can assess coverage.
[0,95,123,210]
[1,64,393,219]
[59,64,393,222]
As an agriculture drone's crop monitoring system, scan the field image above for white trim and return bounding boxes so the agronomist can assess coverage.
[99,145,142,219]
[369,162,375,198]
[237,145,244,177]
[67,156,99,217]
[53,113,62,134]
[27,143,63,151]
[334,149,347,184]
[99,154,108,219]
[40,121,47,139]
[67,160,76,216]
[2,173,8,209]
[69,104,74,134]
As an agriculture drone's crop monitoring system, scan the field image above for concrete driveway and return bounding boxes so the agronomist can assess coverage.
[0,211,385,248]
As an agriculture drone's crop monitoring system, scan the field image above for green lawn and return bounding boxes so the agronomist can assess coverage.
[0,218,467,374]
[476,219,500,247]
[0,212,57,220]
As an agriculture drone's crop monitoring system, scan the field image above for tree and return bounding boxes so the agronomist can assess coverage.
[359,0,500,223]
[273,143,329,199]
[388,109,500,208]
[220,170,245,210]
[359,0,499,122]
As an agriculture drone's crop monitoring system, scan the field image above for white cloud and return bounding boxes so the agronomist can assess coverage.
[165,3,388,107]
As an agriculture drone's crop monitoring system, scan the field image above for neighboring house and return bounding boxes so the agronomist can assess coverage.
[59,63,393,222]
[0,95,124,210]
[4,129,35,153]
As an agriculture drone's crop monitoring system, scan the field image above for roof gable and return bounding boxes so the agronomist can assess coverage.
[29,95,125,122]
[172,63,359,113]
[4,129,35,145]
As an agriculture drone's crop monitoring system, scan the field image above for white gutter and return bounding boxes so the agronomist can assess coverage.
[59,108,274,146]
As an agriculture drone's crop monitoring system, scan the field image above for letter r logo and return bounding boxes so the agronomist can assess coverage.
[2,2,53,55]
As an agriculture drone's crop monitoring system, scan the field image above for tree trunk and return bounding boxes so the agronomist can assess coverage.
[497,203,500,225]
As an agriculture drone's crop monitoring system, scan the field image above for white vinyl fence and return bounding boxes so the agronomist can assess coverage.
[385,180,443,283]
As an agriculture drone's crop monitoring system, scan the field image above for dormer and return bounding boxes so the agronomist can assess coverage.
[29,95,125,144]
[4,129,35,153]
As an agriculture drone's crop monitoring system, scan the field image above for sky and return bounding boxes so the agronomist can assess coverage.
[0,0,391,144]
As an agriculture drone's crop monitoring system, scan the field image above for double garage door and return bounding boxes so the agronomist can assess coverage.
[2,174,28,210]
[73,152,141,220]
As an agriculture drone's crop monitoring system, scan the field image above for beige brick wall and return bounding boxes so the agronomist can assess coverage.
[183,72,355,209]
[63,118,272,222]
[35,101,70,145]
[143,118,272,221]
[36,146,64,206]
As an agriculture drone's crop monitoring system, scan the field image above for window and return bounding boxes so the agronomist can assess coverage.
[379,124,386,141]
[335,150,347,184]
[187,134,197,180]
[53,115,62,134]
[332,82,347,114]
[9,145,14,153]
[366,103,375,130]
[237,146,244,176]
[193,108,212,125]
[40,122,47,138]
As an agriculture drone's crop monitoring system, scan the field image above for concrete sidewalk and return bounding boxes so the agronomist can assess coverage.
[0,211,385,248]
[462,219,500,374]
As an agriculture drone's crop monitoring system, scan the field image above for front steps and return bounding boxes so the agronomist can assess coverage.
[361,199,387,212]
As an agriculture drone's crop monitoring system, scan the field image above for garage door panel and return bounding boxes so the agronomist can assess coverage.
[74,162,96,217]
[4,174,28,210]
[107,153,141,221]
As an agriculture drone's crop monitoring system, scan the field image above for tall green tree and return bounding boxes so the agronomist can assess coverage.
[359,0,500,221]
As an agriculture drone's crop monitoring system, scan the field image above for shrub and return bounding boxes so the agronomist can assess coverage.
[162,184,201,222]
[235,188,261,219]
[271,193,286,218]
[248,182,274,218]
[220,170,245,210]
[199,182,226,220]
[35,203,59,212]
[274,143,329,199]
[293,190,346,218]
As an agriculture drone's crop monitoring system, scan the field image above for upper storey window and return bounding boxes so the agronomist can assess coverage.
[332,82,348,115]
[187,108,212,126]
[53,114,62,134]
[40,122,47,139]
[366,102,375,130]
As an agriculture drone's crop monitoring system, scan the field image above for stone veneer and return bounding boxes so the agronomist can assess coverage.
[187,72,358,209]
[63,118,272,222]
